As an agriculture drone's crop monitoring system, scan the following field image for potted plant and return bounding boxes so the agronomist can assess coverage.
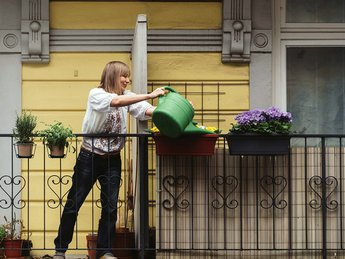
[87,225,136,259]
[0,225,6,258]
[39,121,74,158]
[227,107,293,155]
[150,121,220,156]
[13,111,37,158]
[2,214,24,258]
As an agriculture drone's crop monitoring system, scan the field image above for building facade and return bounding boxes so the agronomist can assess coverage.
[1,0,345,257]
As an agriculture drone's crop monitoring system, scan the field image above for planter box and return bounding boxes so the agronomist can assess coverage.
[153,134,218,156]
[226,134,290,155]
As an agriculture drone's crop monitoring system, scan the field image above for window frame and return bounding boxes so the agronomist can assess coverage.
[280,0,345,29]
[272,0,345,110]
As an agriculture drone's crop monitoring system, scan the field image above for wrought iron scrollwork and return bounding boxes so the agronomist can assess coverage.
[260,175,287,209]
[47,175,72,209]
[162,175,190,210]
[0,175,26,209]
[211,175,239,209]
[309,176,338,211]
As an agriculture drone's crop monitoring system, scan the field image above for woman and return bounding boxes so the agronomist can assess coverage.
[53,61,165,259]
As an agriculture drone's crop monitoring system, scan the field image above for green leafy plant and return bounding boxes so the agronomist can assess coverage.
[3,214,24,240]
[230,107,293,135]
[39,122,74,148]
[0,225,6,242]
[13,111,37,143]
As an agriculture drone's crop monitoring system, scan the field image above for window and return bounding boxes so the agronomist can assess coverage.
[286,0,345,23]
[274,0,345,134]
[287,47,345,134]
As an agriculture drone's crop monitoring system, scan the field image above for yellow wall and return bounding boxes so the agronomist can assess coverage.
[22,52,249,255]
[23,52,248,132]
[50,1,221,29]
[21,1,249,256]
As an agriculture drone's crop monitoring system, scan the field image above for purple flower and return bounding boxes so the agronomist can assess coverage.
[230,107,293,134]
[264,107,292,123]
[236,107,292,125]
[235,109,265,125]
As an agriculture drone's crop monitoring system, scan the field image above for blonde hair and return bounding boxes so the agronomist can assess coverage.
[99,61,130,94]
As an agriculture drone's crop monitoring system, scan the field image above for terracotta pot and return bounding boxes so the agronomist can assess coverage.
[15,142,35,158]
[48,145,65,158]
[86,234,97,259]
[3,239,23,258]
[86,229,135,259]
[112,228,135,259]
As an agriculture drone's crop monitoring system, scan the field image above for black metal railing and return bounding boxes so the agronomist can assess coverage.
[155,135,345,259]
[0,133,154,259]
[1,134,345,258]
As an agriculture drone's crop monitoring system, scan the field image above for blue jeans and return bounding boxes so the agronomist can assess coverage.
[54,149,121,258]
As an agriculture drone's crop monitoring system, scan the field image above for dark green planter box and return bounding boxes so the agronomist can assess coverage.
[226,134,290,155]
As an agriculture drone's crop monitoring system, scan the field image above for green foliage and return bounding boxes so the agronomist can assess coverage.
[230,121,292,135]
[0,225,6,242]
[3,214,24,240]
[229,107,293,135]
[13,111,37,143]
[39,122,74,148]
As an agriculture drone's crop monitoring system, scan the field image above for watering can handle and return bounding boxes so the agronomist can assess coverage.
[163,86,177,93]
[157,86,177,105]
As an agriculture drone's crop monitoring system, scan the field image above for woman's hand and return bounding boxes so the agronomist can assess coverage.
[149,87,166,99]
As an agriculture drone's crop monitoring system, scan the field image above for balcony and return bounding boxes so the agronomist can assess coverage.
[0,133,344,259]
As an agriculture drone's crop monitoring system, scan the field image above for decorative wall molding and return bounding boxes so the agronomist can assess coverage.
[51,28,267,54]
[222,0,252,63]
[11,0,264,58]
[0,30,21,53]
[50,29,223,52]
[251,30,272,53]
[21,0,49,63]
[147,29,222,52]
[50,30,134,52]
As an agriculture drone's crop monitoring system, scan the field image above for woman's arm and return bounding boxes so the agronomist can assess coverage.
[145,106,155,117]
[110,88,165,107]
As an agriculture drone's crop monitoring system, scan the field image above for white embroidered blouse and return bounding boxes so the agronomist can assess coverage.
[81,87,153,154]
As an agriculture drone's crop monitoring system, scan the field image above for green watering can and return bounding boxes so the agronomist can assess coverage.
[152,86,214,138]
[152,86,194,138]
